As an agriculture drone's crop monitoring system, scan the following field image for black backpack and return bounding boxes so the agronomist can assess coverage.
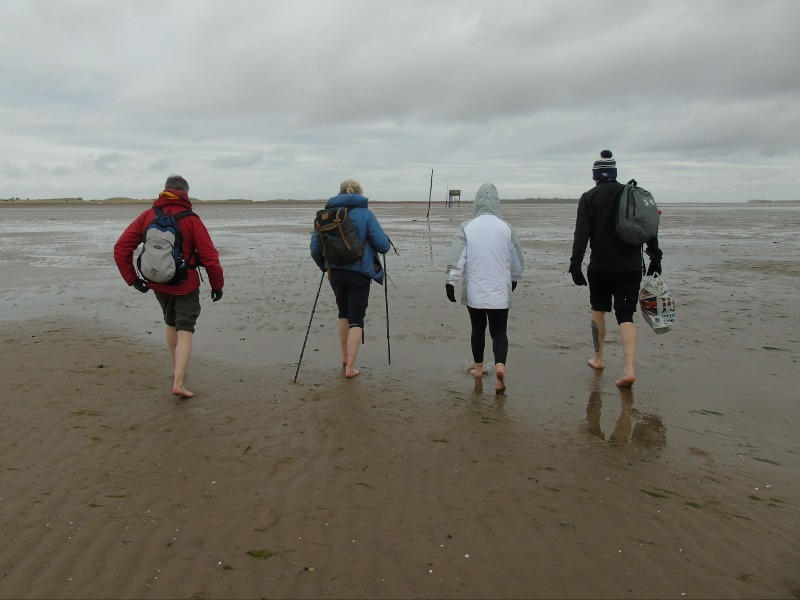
[616,179,660,246]
[136,207,196,284]
[314,207,365,265]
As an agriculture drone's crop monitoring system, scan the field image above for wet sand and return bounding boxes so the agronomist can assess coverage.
[1,201,798,599]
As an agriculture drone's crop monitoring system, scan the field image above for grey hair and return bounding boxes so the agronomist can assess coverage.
[165,174,189,192]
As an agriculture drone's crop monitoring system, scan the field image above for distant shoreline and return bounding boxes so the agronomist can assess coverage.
[1,197,798,207]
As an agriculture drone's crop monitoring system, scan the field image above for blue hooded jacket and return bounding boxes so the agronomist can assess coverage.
[310,193,391,284]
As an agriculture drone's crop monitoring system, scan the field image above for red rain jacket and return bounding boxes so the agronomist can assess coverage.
[114,190,224,295]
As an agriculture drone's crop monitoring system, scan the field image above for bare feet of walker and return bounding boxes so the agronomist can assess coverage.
[471,362,484,379]
[587,358,605,370]
[172,384,194,398]
[345,367,360,379]
[615,372,636,388]
[495,364,506,395]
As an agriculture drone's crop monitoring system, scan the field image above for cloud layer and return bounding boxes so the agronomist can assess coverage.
[2,0,798,202]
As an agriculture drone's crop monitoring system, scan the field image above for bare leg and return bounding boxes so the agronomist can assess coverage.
[345,326,362,378]
[587,311,606,370]
[471,362,484,378]
[495,362,506,394]
[170,328,194,398]
[338,318,348,366]
[615,322,637,388]
[166,325,178,365]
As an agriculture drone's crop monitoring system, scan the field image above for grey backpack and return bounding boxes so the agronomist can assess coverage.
[616,179,660,246]
[136,208,196,284]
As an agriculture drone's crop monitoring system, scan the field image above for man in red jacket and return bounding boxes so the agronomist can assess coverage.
[114,175,225,398]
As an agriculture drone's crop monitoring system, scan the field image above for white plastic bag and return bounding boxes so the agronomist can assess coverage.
[639,274,676,334]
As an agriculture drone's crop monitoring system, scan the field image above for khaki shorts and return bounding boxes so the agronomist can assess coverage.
[154,289,201,333]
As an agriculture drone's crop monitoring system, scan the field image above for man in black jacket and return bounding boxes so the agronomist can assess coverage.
[569,150,662,388]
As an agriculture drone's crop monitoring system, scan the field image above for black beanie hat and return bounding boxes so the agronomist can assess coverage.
[592,149,617,181]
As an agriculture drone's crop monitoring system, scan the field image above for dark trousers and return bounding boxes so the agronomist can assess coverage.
[467,306,509,364]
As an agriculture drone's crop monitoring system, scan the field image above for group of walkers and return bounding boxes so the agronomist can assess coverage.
[113,150,663,398]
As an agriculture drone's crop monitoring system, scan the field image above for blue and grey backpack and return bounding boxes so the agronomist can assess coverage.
[136,207,196,284]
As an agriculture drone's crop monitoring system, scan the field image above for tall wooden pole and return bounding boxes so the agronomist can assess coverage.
[426,169,434,219]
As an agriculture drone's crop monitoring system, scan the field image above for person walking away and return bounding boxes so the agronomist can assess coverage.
[114,175,225,398]
[310,179,391,378]
[569,150,663,388]
[445,183,524,394]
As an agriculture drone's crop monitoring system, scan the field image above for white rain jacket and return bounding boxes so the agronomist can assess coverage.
[446,183,525,308]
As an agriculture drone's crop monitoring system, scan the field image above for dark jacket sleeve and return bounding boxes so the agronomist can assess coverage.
[570,195,590,269]
[645,237,663,261]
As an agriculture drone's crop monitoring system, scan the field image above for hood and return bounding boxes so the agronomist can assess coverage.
[473,183,501,218]
[153,189,193,210]
[326,193,369,210]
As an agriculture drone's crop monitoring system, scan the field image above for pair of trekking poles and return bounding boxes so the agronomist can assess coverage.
[293,254,391,383]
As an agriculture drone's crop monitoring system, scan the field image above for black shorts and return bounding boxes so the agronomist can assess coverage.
[154,288,201,333]
[329,268,371,328]
[587,269,641,324]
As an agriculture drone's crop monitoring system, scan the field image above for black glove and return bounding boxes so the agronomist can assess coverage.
[646,260,662,276]
[511,281,517,291]
[569,265,587,286]
[132,279,149,293]
[445,283,456,303]
[211,289,223,302]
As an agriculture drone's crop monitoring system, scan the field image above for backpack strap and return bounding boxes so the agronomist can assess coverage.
[158,209,201,268]
[172,210,196,221]
[152,206,195,220]
[174,211,202,269]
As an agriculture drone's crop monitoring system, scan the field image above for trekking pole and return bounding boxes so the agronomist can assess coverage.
[383,253,391,365]
[293,271,326,383]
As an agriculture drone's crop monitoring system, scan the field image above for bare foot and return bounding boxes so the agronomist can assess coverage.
[495,365,506,395]
[615,374,635,388]
[470,362,484,378]
[587,358,605,370]
[172,385,194,398]
[345,368,360,379]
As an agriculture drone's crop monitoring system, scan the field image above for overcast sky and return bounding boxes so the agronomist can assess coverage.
[1,0,798,203]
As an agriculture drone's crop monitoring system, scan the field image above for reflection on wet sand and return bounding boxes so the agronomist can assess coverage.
[469,376,508,416]
[584,376,667,448]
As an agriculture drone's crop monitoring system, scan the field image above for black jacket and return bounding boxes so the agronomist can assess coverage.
[570,179,662,273]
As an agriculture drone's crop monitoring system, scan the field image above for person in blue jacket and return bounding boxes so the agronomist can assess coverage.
[311,179,391,378]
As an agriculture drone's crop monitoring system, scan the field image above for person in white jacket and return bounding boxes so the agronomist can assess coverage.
[446,183,525,394]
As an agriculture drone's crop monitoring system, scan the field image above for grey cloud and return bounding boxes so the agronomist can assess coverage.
[0,159,24,178]
[211,151,264,169]
[93,152,127,173]
[0,0,797,203]
[146,158,172,172]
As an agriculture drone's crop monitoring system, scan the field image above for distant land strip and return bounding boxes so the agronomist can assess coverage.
[2,197,798,206]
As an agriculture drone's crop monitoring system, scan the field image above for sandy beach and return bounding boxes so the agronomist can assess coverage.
[1,200,798,599]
